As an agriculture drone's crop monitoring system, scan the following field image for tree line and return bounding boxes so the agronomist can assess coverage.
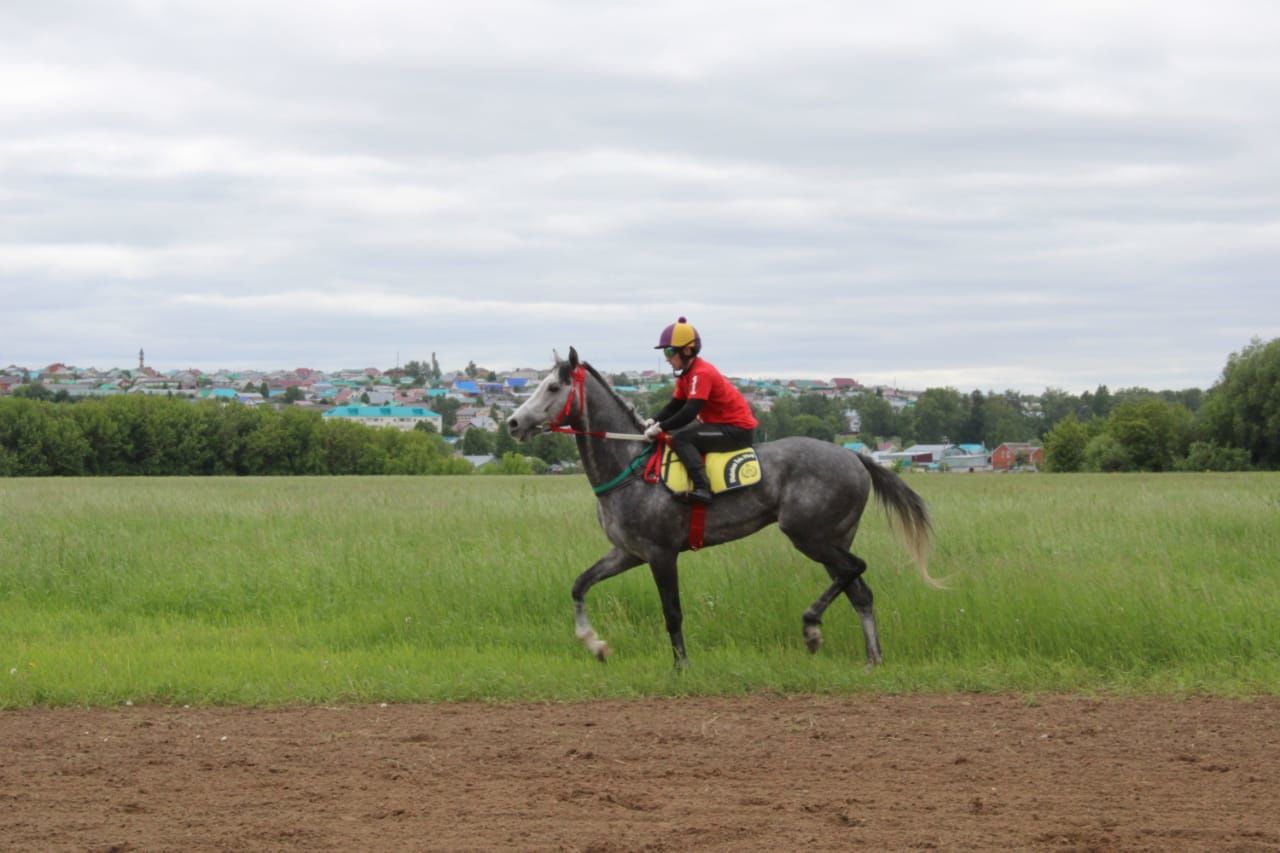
[5,336,1277,475]
[1041,337,1279,472]
[0,395,480,477]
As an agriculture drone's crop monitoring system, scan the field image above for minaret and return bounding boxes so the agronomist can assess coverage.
[139,348,145,370]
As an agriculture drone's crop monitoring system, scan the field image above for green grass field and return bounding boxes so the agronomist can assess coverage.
[2,472,1277,707]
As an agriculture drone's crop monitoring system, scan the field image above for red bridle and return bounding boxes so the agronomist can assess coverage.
[547,365,654,446]
[544,364,675,508]
[548,365,587,435]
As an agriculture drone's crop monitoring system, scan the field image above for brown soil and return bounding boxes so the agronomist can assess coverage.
[3,694,1278,851]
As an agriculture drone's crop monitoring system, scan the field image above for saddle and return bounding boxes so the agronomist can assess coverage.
[655,444,762,496]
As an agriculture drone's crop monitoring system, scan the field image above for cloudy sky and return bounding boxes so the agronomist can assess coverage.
[3,1,1277,392]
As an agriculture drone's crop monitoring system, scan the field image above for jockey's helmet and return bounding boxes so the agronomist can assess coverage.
[655,317,701,355]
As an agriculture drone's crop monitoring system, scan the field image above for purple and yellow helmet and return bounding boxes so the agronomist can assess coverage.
[655,317,701,352]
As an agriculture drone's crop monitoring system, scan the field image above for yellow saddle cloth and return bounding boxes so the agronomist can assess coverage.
[658,445,762,495]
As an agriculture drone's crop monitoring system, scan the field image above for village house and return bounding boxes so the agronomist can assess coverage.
[831,377,864,393]
[878,387,918,411]
[321,405,443,433]
[992,442,1044,470]
[879,444,990,472]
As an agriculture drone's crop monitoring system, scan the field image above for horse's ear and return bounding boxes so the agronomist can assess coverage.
[568,347,579,368]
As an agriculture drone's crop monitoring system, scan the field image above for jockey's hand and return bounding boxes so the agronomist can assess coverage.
[644,422,663,441]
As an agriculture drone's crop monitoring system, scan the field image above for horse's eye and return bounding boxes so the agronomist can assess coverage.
[548,383,560,393]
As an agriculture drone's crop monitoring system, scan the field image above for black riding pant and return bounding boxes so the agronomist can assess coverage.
[669,422,754,484]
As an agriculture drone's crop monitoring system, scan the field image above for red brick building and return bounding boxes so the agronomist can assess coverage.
[992,442,1044,470]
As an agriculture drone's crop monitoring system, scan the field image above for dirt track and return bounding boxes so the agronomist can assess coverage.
[3,694,1278,851]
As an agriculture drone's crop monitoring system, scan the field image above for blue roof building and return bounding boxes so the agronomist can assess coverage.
[323,406,443,433]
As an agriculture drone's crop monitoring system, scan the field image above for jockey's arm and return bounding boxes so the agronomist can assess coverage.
[658,399,705,432]
[653,398,681,424]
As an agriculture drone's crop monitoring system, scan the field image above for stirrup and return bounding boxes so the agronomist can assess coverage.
[685,486,713,504]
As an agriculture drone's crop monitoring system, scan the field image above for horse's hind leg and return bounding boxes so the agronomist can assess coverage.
[846,576,882,665]
[784,533,881,664]
[572,547,644,662]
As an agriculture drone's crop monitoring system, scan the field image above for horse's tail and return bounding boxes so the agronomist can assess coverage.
[856,453,945,589]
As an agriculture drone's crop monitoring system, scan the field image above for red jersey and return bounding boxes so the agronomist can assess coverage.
[674,358,758,429]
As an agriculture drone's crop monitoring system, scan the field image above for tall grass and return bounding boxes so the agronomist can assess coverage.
[2,473,1277,706]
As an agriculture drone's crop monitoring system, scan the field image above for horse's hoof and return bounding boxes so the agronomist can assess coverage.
[592,642,610,662]
[803,624,823,653]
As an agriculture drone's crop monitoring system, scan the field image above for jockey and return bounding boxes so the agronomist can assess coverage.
[645,317,758,504]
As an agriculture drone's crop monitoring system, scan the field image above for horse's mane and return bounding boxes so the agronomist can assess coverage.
[581,361,644,429]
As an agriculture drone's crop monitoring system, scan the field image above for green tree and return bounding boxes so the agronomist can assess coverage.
[1043,415,1088,472]
[0,399,89,475]
[321,419,374,474]
[460,427,494,455]
[1174,441,1251,472]
[912,388,966,443]
[1038,387,1082,434]
[1107,398,1188,472]
[12,382,53,401]
[756,395,845,442]
[787,414,836,442]
[492,420,519,457]
[1200,336,1280,469]
[215,400,268,474]
[895,406,918,446]
[1164,387,1204,413]
[640,383,676,419]
[483,451,533,475]
[523,432,577,465]
[1083,433,1133,472]
[854,393,895,441]
[979,393,1036,447]
[959,390,986,444]
[432,397,462,435]
[72,401,133,474]
[0,401,41,474]
[282,386,304,404]
[1090,385,1113,419]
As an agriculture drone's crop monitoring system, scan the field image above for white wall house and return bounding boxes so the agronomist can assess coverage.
[322,405,443,433]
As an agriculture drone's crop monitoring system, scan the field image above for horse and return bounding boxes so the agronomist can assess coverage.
[507,347,939,667]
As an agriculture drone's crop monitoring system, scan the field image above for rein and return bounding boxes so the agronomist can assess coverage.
[591,444,656,495]
[546,364,659,494]
[548,365,647,442]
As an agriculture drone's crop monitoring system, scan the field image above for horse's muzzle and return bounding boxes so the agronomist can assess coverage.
[508,417,542,442]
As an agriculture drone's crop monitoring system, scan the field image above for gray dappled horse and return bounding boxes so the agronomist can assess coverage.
[507,348,939,667]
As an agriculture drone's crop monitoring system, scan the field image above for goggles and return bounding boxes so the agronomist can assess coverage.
[663,346,681,358]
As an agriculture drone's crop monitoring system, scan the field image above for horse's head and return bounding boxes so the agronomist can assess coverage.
[507,346,581,441]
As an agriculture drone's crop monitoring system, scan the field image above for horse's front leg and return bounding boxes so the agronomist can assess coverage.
[648,551,687,667]
[572,547,644,662]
